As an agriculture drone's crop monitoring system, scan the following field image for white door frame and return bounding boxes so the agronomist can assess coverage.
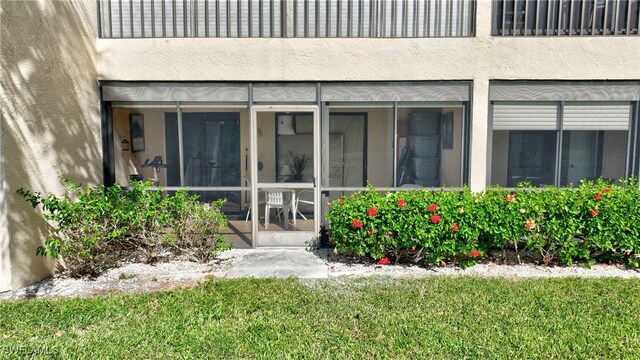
[249,105,320,247]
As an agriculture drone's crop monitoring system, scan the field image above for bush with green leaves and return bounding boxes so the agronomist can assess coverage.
[164,192,230,263]
[582,179,640,267]
[327,186,483,268]
[327,179,640,268]
[18,177,229,276]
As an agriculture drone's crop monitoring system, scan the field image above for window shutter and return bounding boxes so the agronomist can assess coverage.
[322,83,470,102]
[563,103,631,130]
[253,84,317,103]
[492,103,558,130]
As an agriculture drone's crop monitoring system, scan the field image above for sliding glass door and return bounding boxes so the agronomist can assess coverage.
[166,112,240,191]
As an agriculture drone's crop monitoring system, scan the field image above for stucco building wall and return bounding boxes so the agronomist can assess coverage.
[0,0,100,291]
[96,36,640,82]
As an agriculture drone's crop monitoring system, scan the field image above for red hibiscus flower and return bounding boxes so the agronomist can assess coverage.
[428,203,438,212]
[367,206,378,217]
[398,199,407,208]
[378,257,389,265]
[589,208,599,217]
[469,251,480,258]
[506,194,516,203]
[352,219,363,228]
[430,214,441,224]
[594,192,602,201]
[339,199,344,205]
[603,188,611,193]
[451,223,459,232]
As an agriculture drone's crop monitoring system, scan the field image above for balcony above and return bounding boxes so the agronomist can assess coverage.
[492,0,639,36]
[98,0,476,38]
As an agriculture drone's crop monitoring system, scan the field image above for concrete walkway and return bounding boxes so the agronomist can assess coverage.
[226,249,328,279]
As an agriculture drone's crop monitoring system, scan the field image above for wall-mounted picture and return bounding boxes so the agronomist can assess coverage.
[130,114,145,152]
[442,112,454,149]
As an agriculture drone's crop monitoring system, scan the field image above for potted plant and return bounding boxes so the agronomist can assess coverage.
[289,151,310,182]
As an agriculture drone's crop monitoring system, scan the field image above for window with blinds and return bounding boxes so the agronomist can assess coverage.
[563,103,632,130]
[490,100,635,187]
[99,0,477,38]
[492,0,640,36]
[492,102,632,131]
[492,102,559,130]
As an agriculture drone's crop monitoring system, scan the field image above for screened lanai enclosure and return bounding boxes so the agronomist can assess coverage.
[103,82,470,247]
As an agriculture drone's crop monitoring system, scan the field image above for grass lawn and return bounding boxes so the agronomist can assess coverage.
[2,276,640,359]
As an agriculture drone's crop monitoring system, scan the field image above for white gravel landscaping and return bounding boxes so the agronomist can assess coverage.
[326,259,640,279]
[321,249,640,278]
[0,250,240,300]
[2,248,639,300]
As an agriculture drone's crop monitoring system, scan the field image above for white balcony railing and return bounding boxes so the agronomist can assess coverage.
[98,0,476,38]
[492,0,639,36]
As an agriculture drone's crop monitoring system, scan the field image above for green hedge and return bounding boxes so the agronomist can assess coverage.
[326,179,640,268]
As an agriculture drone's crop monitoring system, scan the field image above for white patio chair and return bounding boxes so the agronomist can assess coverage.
[295,189,315,220]
[264,190,294,229]
[243,177,266,222]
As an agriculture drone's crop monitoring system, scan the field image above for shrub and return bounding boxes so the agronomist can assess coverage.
[582,178,640,268]
[522,186,589,265]
[326,180,640,268]
[18,177,229,276]
[168,197,230,263]
[327,186,483,268]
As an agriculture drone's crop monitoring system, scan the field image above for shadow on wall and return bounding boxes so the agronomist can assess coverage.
[0,1,100,289]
